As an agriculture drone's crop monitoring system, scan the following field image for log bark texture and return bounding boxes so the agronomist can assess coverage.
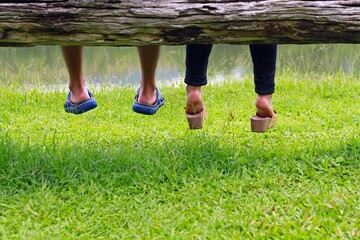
[1,0,360,46]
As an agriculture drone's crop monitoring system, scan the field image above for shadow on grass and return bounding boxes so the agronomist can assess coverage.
[1,131,359,196]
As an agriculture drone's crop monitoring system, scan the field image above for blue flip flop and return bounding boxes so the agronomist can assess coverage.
[132,87,165,115]
[64,90,97,114]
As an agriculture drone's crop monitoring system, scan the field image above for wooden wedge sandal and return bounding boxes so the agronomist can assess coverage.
[185,101,207,130]
[250,112,276,133]
[186,109,207,130]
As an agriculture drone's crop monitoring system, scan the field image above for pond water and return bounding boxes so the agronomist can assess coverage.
[0,44,359,90]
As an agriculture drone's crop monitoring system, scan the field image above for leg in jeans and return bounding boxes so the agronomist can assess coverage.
[184,44,213,114]
[137,46,161,105]
[249,44,277,118]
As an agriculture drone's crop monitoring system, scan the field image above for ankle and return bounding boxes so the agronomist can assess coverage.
[186,85,202,101]
[68,76,87,92]
[69,88,90,104]
[138,87,157,105]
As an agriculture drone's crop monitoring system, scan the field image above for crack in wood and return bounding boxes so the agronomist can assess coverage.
[202,5,218,11]
[1,29,9,39]
[161,26,204,43]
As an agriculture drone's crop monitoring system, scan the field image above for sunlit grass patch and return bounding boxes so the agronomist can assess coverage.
[0,74,359,239]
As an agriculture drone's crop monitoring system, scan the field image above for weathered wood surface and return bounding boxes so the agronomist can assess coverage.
[1,1,360,46]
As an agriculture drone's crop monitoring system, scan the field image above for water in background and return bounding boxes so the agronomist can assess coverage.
[0,44,359,90]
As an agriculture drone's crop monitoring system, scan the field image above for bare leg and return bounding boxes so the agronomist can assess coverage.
[61,46,90,104]
[137,46,160,105]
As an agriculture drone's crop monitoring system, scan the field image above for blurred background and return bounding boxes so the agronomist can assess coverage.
[1,44,359,91]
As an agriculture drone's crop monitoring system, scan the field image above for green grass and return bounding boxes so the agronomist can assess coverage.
[0,73,359,239]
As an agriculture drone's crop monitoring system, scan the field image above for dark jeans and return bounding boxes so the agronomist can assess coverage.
[184,44,277,95]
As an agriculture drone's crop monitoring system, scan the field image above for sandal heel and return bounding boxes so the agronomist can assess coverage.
[186,109,207,130]
[250,115,276,133]
[186,112,204,129]
[185,101,207,130]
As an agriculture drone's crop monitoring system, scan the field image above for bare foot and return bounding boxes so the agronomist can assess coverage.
[255,95,275,118]
[69,86,91,104]
[137,87,157,105]
[186,85,204,114]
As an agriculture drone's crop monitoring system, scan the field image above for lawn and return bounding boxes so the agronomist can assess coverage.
[0,72,359,239]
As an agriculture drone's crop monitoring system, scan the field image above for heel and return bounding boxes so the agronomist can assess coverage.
[186,110,207,130]
[250,114,276,133]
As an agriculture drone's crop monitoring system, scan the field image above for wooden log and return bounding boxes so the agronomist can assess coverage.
[1,1,360,47]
